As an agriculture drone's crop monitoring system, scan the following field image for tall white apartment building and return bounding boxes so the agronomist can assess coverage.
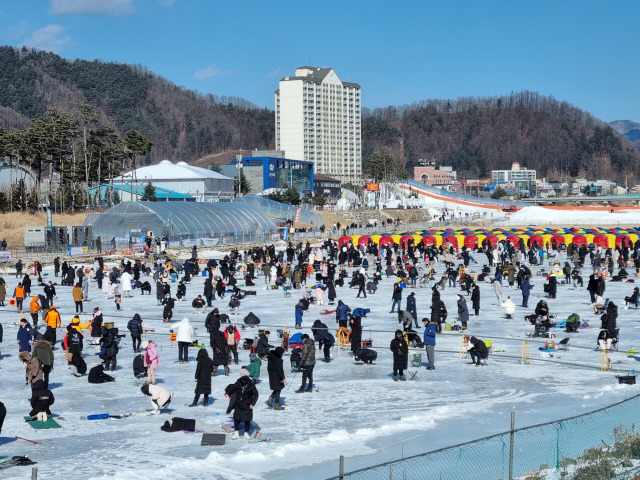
[275,67,361,182]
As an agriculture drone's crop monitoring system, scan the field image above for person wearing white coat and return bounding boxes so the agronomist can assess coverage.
[141,383,172,414]
[501,296,516,319]
[82,275,90,302]
[121,271,132,298]
[170,317,195,364]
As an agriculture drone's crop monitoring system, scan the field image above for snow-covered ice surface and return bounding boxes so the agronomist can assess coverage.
[506,206,640,225]
[1,252,640,479]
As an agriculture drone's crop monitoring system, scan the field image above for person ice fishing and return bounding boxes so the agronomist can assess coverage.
[390,329,408,381]
[141,340,161,385]
[422,317,436,370]
[467,336,489,367]
[225,376,259,439]
[296,334,316,393]
[141,384,172,414]
[169,317,195,364]
[127,313,144,353]
[189,348,213,407]
[265,346,286,410]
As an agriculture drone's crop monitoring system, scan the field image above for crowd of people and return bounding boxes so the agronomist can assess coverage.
[1,232,638,441]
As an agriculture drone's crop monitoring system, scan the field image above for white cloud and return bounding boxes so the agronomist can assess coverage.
[6,21,28,41]
[50,0,134,16]
[267,68,282,78]
[21,24,73,53]
[194,65,231,81]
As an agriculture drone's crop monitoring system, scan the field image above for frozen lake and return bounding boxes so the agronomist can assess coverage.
[1,250,638,479]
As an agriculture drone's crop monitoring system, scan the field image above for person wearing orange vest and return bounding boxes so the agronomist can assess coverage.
[13,283,25,311]
[29,296,41,326]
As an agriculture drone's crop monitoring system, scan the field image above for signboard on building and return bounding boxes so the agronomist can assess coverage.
[67,246,88,256]
[167,241,181,249]
[202,238,220,247]
[366,183,379,191]
[0,251,12,261]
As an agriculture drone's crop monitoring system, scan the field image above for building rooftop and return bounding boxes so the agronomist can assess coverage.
[314,173,341,182]
[115,160,233,181]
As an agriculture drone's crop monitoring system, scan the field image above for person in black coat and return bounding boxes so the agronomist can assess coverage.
[127,313,144,352]
[210,330,229,376]
[176,281,187,301]
[225,376,259,439]
[467,336,489,366]
[66,325,83,355]
[0,401,5,433]
[266,347,286,410]
[205,308,221,333]
[548,275,557,299]
[311,319,328,337]
[349,316,362,354]
[471,284,480,316]
[389,329,408,381]
[29,379,54,420]
[203,277,214,306]
[70,352,87,375]
[326,280,336,305]
[430,298,444,333]
[88,364,115,383]
[314,330,335,362]
[406,292,418,328]
[189,348,213,407]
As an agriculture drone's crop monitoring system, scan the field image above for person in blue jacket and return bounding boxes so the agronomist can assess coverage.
[295,300,304,329]
[335,300,350,328]
[17,317,33,352]
[422,317,436,370]
[520,276,531,308]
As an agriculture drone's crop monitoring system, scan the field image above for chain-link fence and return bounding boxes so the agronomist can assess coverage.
[329,394,640,480]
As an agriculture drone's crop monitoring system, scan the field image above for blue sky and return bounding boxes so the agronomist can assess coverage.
[1,0,638,121]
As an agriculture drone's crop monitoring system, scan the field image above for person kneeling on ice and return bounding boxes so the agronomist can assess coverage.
[266,347,286,410]
[189,348,213,407]
[467,336,489,367]
[501,296,516,319]
[390,329,408,381]
[29,379,54,421]
[88,364,115,383]
[141,384,172,414]
[225,376,259,439]
[192,295,206,314]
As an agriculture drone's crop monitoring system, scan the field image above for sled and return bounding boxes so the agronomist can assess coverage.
[319,310,335,315]
[24,416,61,429]
[201,433,226,446]
[0,456,37,470]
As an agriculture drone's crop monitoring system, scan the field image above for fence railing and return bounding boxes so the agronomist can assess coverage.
[329,394,640,480]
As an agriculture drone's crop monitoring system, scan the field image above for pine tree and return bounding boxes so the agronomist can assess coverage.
[140,182,157,201]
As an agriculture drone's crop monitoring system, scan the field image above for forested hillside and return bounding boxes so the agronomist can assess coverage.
[363,92,640,183]
[1,46,638,185]
[0,46,274,162]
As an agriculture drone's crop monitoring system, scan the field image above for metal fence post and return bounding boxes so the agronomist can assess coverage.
[32,467,38,479]
[339,455,344,479]
[509,411,515,480]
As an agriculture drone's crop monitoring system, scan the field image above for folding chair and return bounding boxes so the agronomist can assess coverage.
[411,353,422,367]
[407,370,419,381]
[282,286,292,298]
[557,338,570,351]
[159,394,173,414]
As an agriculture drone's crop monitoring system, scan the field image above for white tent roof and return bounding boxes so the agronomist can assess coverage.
[115,160,232,181]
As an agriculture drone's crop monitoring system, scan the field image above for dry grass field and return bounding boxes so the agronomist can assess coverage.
[0,211,89,247]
